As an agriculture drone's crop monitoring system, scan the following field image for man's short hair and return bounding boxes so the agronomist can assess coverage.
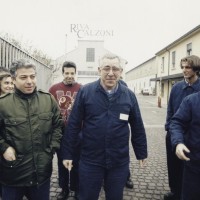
[10,59,36,77]
[180,55,200,72]
[62,61,76,73]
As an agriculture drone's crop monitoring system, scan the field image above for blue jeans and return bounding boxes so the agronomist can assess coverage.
[79,161,128,200]
[2,179,50,200]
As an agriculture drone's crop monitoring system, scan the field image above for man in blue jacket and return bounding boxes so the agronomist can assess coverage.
[62,53,147,200]
[164,55,200,200]
[170,91,200,200]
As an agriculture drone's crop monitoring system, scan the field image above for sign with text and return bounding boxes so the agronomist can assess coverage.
[70,24,114,38]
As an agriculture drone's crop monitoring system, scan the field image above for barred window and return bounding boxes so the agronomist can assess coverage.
[187,43,192,56]
[86,48,95,62]
[172,51,176,69]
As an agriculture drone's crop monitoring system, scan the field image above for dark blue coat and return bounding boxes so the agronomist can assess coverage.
[165,78,200,132]
[62,80,147,168]
[170,92,200,161]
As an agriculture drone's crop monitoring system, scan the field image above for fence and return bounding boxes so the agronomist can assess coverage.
[0,37,52,91]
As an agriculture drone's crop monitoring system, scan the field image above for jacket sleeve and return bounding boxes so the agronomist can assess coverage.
[61,89,83,160]
[165,87,175,131]
[129,93,147,160]
[170,97,191,149]
[0,118,10,154]
[50,96,63,152]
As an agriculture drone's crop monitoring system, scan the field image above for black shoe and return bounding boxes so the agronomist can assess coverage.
[67,191,79,200]
[164,192,176,200]
[57,190,69,200]
[126,178,134,189]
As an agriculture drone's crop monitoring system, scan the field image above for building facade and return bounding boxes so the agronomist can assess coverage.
[152,25,200,105]
[52,40,127,85]
[126,56,157,94]
[125,24,200,107]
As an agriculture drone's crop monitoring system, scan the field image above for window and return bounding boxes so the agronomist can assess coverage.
[172,51,176,69]
[187,43,192,55]
[86,48,95,62]
[161,57,164,72]
[78,70,98,76]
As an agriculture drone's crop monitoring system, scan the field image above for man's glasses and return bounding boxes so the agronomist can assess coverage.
[181,66,192,69]
[101,66,122,73]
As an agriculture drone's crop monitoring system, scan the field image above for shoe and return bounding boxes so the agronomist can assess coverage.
[125,178,134,189]
[67,191,79,200]
[164,192,176,200]
[57,190,69,200]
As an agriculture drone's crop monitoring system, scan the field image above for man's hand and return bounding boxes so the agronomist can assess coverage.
[176,143,190,161]
[3,147,16,161]
[63,160,73,171]
[139,159,147,167]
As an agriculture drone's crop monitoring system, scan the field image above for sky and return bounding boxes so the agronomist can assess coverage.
[0,0,200,71]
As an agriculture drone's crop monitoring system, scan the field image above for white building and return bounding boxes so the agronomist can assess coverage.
[125,24,200,107]
[52,40,127,85]
[152,24,200,105]
[125,56,157,94]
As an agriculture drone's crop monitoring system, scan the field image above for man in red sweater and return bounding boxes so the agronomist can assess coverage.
[49,61,81,200]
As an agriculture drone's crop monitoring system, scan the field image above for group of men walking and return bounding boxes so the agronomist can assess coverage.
[0,53,145,200]
[0,53,200,200]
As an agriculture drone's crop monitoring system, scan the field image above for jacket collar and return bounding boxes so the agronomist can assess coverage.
[182,78,200,90]
[95,79,125,94]
[15,87,37,99]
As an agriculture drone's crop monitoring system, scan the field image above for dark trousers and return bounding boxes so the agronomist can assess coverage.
[182,161,200,200]
[166,133,183,199]
[79,161,128,200]
[2,179,50,200]
[57,148,79,192]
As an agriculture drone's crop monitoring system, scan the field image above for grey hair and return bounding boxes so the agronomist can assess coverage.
[10,59,36,77]
[99,53,122,68]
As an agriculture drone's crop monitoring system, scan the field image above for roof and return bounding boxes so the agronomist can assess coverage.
[156,25,200,55]
[150,73,183,81]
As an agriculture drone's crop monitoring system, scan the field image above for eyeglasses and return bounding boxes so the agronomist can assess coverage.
[101,66,122,73]
[181,66,192,69]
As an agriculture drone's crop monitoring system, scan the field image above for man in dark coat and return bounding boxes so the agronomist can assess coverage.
[170,91,200,200]
[164,55,200,200]
[62,53,147,200]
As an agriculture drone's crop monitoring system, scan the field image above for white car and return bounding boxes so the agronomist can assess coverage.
[142,87,153,95]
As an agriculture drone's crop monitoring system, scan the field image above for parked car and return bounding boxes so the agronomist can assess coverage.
[142,87,153,95]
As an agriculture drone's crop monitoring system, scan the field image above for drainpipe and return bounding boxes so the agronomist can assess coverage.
[166,49,170,104]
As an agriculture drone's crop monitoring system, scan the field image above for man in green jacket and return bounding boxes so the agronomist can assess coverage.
[0,59,63,200]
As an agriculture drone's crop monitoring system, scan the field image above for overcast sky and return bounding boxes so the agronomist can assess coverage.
[0,0,200,71]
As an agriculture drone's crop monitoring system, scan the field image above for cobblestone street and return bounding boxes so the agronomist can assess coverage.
[49,95,170,200]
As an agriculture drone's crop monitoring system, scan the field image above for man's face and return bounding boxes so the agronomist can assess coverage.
[98,58,123,90]
[63,67,76,85]
[181,61,196,80]
[13,67,36,94]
